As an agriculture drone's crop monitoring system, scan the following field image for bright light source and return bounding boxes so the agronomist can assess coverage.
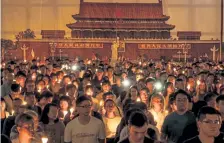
[22,101,27,105]
[197,80,201,86]
[155,82,162,90]
[187,84,190,90]
[70,107,74,113]
[136,97,141,102]
[72,65,78,71]
[100,100,104,107]
[122,79,130,87]
[42,137,48,143]
[63,111,68,118]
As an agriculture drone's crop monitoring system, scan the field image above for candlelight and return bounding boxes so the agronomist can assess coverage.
[42,137,48,143]
[136,97,141,102]
[165,110,169,114]
[66,92,69,96]
[63,111,68,118]
[38,87,41,93]
[100,100,104,106]
[24,60,27,63]
[20,87,22,92]
[70,107,74,113]
[11,110,15,116]
[68,81,71,84]
[96,69,98,72]
[57,79,61,83]
[182,71,185,74]
[46,85,49,89]
[139,62,142,65]
[187,84,190,90]
[22,101,27,105]
[197,80,201,86]
[173,68,176,71]
[32,75,36,80]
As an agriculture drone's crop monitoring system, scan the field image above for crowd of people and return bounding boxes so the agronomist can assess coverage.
[1,57,224,143]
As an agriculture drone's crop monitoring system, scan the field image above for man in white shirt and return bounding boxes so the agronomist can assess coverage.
[64,96,106,143]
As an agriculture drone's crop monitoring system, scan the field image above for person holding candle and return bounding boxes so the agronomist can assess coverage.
[40,103,65,143]
[37,91,54,110]
[95,80,111,102]
[49,73,61,94]
[35,80,47,94]
[1,70,14,97]
[10,110,44,143]
[4,83,24,114]
[149,94,168,133]
[10,113,35,143]
[0,98,10,134]
[58,96,72,123]
[84,85,99,112]
[24,92,42,118]
[103,99,122,143]
[163,82,175,109]
[2,98,23,137]
[64,96,106,143]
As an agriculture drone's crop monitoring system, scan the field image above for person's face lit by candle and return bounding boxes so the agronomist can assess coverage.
[43,77,50,86]
[60,100,69,111]
[104,100,115,113]
[152,97,164,112]
[36,80,45,91]
[25,94,36,107]
[48,106,58,121]
[167,84,175,94]
[16,76,26,88]
[85,88,94,97]
[139,89,148,104]
[63,77,71,86]
[26,81,35,92]
[102,83,110,93]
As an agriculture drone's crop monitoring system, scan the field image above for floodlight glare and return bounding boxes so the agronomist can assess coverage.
[122,79,130,87]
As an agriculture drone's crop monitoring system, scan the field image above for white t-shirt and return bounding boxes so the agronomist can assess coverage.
[64,116,106,143]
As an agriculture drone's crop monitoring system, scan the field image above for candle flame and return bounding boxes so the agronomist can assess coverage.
[136,97,141,102]
[100,100,104,106]
[63,111,68,118]
[187,84,190,90]
[41,137,48,143]
[197,80,201,85]
[22,101,27,105]
[70,107,74,113]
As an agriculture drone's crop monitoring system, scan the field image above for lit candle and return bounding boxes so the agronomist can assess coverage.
[182,71,185,74]
[57,79,61,84]
[11,110,15,116]
[38,87,41,93]
[173,68,176,71]
[22,101,27,105]
[165,110,169,114]
[99,100,104,107]
[66,92,69,96]
[139,62,142,65]
[70,107,74,114]
[41,137,48,143]
[68,81,71,84]
[187,84,190,90]
[46,85,49,89]
[136,97,141,102]
[32,75,36,80]
[63,111,68,118]
[197,80,201,86]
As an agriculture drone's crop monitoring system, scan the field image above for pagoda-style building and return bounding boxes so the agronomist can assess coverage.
[67,0,175,39]
[5,0,220,61]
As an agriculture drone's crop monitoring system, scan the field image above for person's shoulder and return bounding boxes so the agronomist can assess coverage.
[183,136,200,143]
[66,117,78,126]
[91,116,103,124]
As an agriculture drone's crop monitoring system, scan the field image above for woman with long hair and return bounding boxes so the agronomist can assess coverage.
[163,82,175,109]
[149,94,168,133]
[40,103,65,143]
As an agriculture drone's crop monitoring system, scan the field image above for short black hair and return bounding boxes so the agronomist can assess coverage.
[11,83,21,92]
[40,103,59,124]
[204,92,218,103]
[128,111,148,127]
[216,95,224,103]
[59,96,72,108]
[75,96,92,106]
[173,89,191,102]
[145,78,156,84]
[38,91,53,102]
[103,92,114,101]
[197,106,221,121]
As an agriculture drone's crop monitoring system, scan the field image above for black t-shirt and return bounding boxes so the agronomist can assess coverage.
[192,101,207,116]
[118,137,154,143]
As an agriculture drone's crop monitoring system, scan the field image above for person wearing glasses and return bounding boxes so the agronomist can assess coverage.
[11,113,35,143]
[64,96,106,143]
[183,106,224,143]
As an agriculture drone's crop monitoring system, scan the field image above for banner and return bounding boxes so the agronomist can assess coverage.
[138,43,191,49]
[56,43,103,48]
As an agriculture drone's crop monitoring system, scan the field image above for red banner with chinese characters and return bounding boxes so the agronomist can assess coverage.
[56,43,104,48]
[138,43,191,49]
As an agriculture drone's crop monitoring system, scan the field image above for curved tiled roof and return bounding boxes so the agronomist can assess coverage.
[74,0,167,20]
